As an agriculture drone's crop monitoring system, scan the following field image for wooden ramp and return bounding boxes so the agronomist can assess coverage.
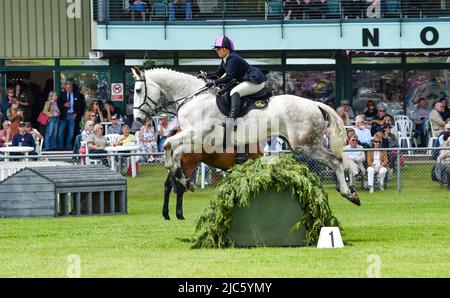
[0,165,127,218]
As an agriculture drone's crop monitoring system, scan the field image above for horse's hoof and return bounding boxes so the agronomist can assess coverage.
[187,182,195,192]
[350,192,361,206]
[176,214,185,220]
[163,210,170,220]
[164,215,170,220]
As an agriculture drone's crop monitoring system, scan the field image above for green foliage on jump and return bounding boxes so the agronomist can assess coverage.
[191,154,340,248]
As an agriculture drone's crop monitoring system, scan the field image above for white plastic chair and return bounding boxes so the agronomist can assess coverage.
[394,115,410,122]
[395,119,415,154]
[105,134,120,146]
[426,120,439,155]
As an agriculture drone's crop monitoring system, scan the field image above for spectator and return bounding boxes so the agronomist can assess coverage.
[129,0,148,21]
[86,124,108,165]
[15,83,32,122]
[264,136,284,156]
[169,0,192,21]
[108,115,123,135]
[336,106,350,126]
[343,135,366,188]
[115,125,136,146]
[437,122,450,147]
[353,115,371,148]
[58,81,85,150]
[339,99,355,121]
[104,100,126,122]
[7,99,24,135]
[370,105,393,134]
[157,114,170,152]
[139,118,157,162]
[412,98,431,147]
[81,120,95,142]
[363,100,378,122]
[429,101,446,137]
[436,137,450,189]
[83,100,105,125]
[168,115,181,136]
[0,120,13,147]
[42,91,60,151]
[24,122,43,147]
[439,97,450,122]
[367,136,389,193]
[12,122,37,155]
[1,87,15,117]
[346,127,356,140]
[372,126,389,148]
[284,0,302,20]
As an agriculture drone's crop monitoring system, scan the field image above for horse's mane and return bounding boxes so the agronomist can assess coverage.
[145,68,197,81]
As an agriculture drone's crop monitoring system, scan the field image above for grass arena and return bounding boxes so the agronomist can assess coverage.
[1,162,449,278]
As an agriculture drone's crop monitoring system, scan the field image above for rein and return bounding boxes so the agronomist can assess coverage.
[134,73,209,117]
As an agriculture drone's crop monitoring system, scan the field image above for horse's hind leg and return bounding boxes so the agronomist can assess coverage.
[163,173,172,220]
[305,146,360,206]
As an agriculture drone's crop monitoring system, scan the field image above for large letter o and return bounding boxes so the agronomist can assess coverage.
[420,27,439,46]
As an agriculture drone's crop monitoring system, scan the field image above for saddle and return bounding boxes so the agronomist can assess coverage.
[215,80,272,118]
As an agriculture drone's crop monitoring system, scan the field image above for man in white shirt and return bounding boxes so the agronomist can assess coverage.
[353,115,372,148]
[343,135,366,188]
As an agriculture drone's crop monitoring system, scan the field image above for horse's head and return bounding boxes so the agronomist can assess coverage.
[132,67,162,124]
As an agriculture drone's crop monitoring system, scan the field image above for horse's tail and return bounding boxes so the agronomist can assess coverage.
[315,102,347,161]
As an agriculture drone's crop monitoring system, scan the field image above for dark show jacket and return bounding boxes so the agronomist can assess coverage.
[58,92,84,119]
[208,52,267,86]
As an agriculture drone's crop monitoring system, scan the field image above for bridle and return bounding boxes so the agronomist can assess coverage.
[133,73,209,118]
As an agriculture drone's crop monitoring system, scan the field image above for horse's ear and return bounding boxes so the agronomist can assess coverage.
[131,68,141,81]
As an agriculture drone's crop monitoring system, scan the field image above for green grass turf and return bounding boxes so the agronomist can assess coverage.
[0,164,449,277]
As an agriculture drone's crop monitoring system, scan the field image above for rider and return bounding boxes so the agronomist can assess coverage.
[205,35,267,121]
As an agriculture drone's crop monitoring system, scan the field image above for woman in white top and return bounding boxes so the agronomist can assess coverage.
[366,136,389,193]
[139,118,157,162]
[157,114,170,152]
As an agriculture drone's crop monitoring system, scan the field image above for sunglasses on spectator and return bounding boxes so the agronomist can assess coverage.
[373,141,381,143]
[91,114,96,117]
[112,117,117,120]
[351,138,358,141]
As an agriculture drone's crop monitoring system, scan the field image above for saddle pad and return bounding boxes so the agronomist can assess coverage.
[216,90,272,118]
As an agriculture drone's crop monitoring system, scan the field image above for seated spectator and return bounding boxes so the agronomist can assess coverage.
[24,122,43,148]
[343,135,366,189]
[7,99,24,135]
[412,98,431,147]
[439,97,450,122]
[11,122,37,155]
[0,120,13,147]
[339,99,355,121]
[336,106,350,126]
[438,121,450,147]
[436,137,450,189]
[108,115,123,135]
[429,101,446,137]
[367,136,389,193]
[168,115,181,136]
[104,100,126,122]
[284,0,302,20]
[353,115,372,148]
[84,100,105,125]
[115,125,136,146]
[129,0,149,21]
[81,120,95,141]
[363,100,378,123]
[86,124,109,165]
[346,127,356,140]
[139,118,157,162]
[169,0,192,21]
[370,105,393,134]
[372,125,389,148]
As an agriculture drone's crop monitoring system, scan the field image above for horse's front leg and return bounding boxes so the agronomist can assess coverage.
[162,173,172,220]
[163,131,191,172]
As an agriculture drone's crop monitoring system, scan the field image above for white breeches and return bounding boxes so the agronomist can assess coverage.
[231,81,265,97]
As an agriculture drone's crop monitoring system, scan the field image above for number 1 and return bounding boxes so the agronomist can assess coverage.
[329,231,335,247]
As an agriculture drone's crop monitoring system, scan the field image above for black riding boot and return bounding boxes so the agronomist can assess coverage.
[228,93,247,164]
[229,93,241,119]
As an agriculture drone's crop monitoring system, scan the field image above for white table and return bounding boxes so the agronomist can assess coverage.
[0,161,72,181]
[105,145,139,177]
[0,146,35,162]
[100,122,112,135]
